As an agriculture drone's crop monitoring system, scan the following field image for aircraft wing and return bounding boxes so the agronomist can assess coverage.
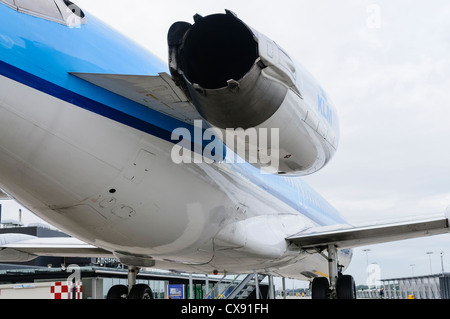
[287,215,450,250]
[0,234,114,262]
[2,215,448,263]
[71,72,202,125]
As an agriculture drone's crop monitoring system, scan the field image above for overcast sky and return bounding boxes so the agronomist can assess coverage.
[3,0,450,286]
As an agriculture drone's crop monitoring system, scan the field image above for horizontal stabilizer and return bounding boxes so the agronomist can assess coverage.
[71,72,201,124]
[287,215,450,250]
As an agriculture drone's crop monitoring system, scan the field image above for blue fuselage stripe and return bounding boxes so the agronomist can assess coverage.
[0,59,176,143]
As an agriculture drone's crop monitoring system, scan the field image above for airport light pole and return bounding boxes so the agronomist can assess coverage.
[410,264,415,276]
[426,252,434,275]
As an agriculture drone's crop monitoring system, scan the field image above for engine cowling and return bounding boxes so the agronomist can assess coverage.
[168,10,339,175]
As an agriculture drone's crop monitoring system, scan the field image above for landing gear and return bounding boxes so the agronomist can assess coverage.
[106,284,128,299]
[128,284,154,299]
[311,277,329,299]
[106,266,154,299]
[311,244,356,299]
[336,275,356,299]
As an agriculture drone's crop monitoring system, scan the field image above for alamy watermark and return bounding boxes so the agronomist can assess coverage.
[171,120,280,174]
[366,4,382,29]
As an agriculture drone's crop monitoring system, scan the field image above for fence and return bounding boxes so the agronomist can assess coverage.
[357,273,450,299]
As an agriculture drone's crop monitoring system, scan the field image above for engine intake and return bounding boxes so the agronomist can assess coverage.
[169,10,289,129]
[181,13,258,90]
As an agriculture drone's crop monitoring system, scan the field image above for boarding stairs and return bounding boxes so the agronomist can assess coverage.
[204,273,267,299]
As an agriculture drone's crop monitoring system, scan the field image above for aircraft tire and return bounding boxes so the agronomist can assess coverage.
[336,275,356,299]
[106,284,129,299]
[311,277,329,299]
[128,284,154,299]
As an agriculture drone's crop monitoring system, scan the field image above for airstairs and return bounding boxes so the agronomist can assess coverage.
[204,273,268,299]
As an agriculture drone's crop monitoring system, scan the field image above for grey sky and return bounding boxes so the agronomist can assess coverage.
[3,0,450,286]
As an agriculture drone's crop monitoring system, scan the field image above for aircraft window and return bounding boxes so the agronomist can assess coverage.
[0,0,87,27]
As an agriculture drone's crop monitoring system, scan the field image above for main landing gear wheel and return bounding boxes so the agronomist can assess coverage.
[106,284,154,299]
[310,245,357,299]
[336,275,356,299]
[106,266,154,299]
[311,275,356,299]
[311,277,329,299]
[128,284,154,299]
[106,285,129,299]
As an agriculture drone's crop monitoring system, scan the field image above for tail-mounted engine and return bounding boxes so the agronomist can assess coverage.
[168,10,339,175]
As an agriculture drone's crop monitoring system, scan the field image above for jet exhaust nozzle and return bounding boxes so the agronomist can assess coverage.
[168,10,291,129]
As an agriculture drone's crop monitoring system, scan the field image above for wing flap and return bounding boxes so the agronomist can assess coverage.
[71,72,201,124]
[287,215,450,250]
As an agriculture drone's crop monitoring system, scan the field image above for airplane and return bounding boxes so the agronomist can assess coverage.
[0,0,448,299]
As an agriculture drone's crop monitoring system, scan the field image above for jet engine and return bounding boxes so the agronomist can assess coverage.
[168,10,339,175]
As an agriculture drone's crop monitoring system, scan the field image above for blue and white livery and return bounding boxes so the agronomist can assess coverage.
[0,1,448,299]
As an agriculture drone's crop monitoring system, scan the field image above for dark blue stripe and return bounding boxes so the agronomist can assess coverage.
[0,59,227,161]
[0,59,175,143]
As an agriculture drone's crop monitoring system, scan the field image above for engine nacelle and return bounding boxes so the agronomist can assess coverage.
[168,10,339,175]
